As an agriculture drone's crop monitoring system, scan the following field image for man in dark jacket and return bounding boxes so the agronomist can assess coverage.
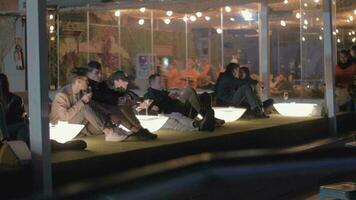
[144,73,222,131]
[86,61,157,140]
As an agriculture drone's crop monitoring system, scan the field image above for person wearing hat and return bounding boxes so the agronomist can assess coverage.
[50,67,130,142]
[86,61,157,140]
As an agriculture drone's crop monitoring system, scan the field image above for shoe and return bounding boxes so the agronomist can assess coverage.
[105,128,129,142]
[199,108,215,132]
[251,108,269,118]
[128,128,157,141]
[51,140,87,151]
[214,118,225,127]
[263,99,275,114]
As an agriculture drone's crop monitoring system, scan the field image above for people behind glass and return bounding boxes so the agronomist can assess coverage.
[336,48,356,88]
[215,63,268,118]
[144,73,224,131]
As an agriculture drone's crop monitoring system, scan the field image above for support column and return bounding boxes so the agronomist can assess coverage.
[258,3,270,101]
[323,0,337,136]
[26,0,52,197]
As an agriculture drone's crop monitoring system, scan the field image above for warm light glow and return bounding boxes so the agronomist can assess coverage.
[280,20,286,27]
[283,0,288,4]
[139,7,146,13]
[189,15,197,22]
[274,103,317,117]
[225,6,231,13]
[183,16,189,22]
[138,19,145,25]
[296,12,301,19]
[205,16,211,21]
[347,19,351,23]
[314,0,320,3]
[336,29,339,33]
[349,32,352,36]
[49,25,55,31]
[352,31,355,35]
[316,17,320,21]
[337,38,341,43]
[164,18,171,24]
[321,27,324,31]
[304,3,308,7]
[230,17,235,21]
[352,37,356,43]
[50,36,55,41]
[196,12,203,18]
[350,16,354,21]
[241,10,253,21]
[354,9,356,15]
[50,121,84,143]
[136,115,168,132]
[302,37,306,41]
[319,36,323,40]
[114,10,121,17]
[303,25,307,30]
[49,14,54,20]
[216,28,222,34]
[166,10,173,16]
[333,32,336,35]
[213,107,246,122]
[303,19,308,25]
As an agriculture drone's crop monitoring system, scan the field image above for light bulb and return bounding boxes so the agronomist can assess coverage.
[166,10,173,16]
[283,0,288,4]
[164,18,171,24]
[139,7,146,13]
[183,16,188,22]
[280,20,286,27]
[319,36,323,40]
[225,6,231,13]
[196,12,202,18]
[114,10,121,17]
[216,28,222,34]
[189,15,197,22]
[337,38,341,43]
[205,16,211,21]
[296,12,301,19]
[49,14,54,20]
[138,19,145,25]
[230,17,235,21]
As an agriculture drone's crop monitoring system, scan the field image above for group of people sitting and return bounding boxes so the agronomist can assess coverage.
[0,60,271,151]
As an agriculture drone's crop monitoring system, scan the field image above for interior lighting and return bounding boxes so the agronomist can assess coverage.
[205,16,211,21]
[304,3,308,7]
[316,17,320,21]
[139,7,146,13]
[50,36,55,41]
[189,15,197,22]
[333,32,336,35]
[349,16,354,21]
[352,37,356,43]
[213,107,246,122]
[349,32,352,36]
[183,16,189,22]
[138,19,145,25]
[321,27,324,31]
[114,10,121,17]
[50,121,84,143]
[49,25,55,31]
[225,6,231,13]
[241,10,253,21]
[337,38,341,43]
[196,12,202,18]
[283,0,288,4]
[216,28,223,34]
[304,19,308,25]
[302,37,306,42]
[303,25,308,30]
[273,103,317,117]
[352,31,355,35]
[166,10,173,16]
[347,19,351,23]
[296,12,301,19]
[314,0,320,3]
[136,115,168,132]
[164,18,171,24]
[336,29,339,33]
[354,9,356,15]
[230,17,235,21]
[49,14,54,20]
[280,20,286,27]
[319,36,323,40]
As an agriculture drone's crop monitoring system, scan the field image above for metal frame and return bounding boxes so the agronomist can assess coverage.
[258,3,270,100]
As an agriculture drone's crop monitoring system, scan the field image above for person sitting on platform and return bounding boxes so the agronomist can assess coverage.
[86,61,157,140]
[50,67,130,142]
[215,63,268,118]
[144,73,223,131]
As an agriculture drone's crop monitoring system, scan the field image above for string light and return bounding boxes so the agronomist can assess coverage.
[166,10,173,16]
[196,12,202,18]
[354,9,356,15]
[225,6,231,13]
[138,19,145,25]
[352,37,356,43]
[336,29,339,33]
[304,19,308,25]
[230,17,235,21]
[205,16,211,21]
[164,18,171,24]
[216,28,223,34]
[302,37,306,42]
[316,17,320,21]
[114,10,121,17]
[183,16,189,22]
[319,36,323,40]
[283,0,288,4]
[139,7,146,13]
[280,20,286,27]
[349,16,354,21]
[304,3,308,7]
[314,0,320,3]
[189,15,197,22]
[296,12,301,19]
[337,38,341,43]
[49,14,54,20]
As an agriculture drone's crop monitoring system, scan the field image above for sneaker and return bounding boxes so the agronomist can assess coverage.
[214,118,225,127]
[105,128,129,142]
[128,128,157,141]
[199,108,215,132]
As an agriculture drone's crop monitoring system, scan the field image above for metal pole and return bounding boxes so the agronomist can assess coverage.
[185,17,188,69]
[56,9,60,88]
[86,4,90,63]
[323,0,337,136]
[258,3,270,100]
[26,0,52,197]
[118,14,121,70]
[300,0,303,83]
[220,8,224,68]
[150,10,154,72]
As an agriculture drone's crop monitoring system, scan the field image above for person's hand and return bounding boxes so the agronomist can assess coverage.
[136,99,153,111]
[151,105,159,112]
[81,93,92,103]
[259,82,265,90]
[168,91,179,99]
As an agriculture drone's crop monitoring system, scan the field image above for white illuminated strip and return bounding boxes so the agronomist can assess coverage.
[273,103,317,117]
[136,115,169,132]
[49,121,84,143]
[213,107,246,122]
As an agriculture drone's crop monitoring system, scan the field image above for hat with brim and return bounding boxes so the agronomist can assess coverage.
[111,70,129,82]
